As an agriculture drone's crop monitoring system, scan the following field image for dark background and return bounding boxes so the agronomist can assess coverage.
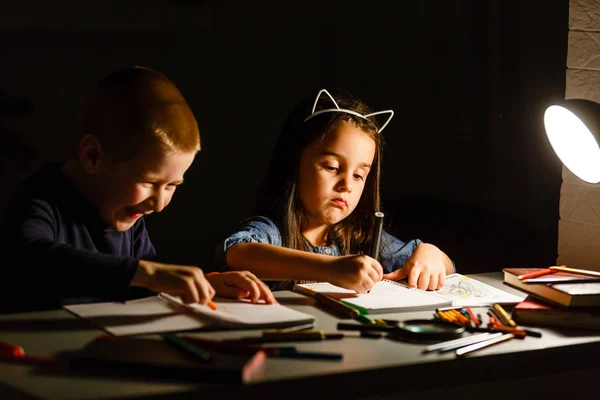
[1,0,568,274]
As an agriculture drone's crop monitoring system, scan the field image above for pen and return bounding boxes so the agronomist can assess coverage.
[371,211,385,261]
[517,268,555,280]
[455,333,515,356]
[161,332,212,362]
[549,265,600,277]
[207,301,218,311]
[314,292,360,319]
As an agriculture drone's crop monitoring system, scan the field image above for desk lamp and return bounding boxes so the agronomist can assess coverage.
[543,99,600,183]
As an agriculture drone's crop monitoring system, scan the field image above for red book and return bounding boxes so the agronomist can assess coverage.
[503,268,600,308]
[512,296,600,332]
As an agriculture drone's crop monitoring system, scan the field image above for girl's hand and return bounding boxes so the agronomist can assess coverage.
[328,254,383,293]
[382,243,451,290]
[207,271,277,304]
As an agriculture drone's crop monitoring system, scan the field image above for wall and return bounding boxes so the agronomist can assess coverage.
[1,1,568,273]
[560,0,600,270]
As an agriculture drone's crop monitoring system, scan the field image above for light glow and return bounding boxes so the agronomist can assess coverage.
[544,105,600,184]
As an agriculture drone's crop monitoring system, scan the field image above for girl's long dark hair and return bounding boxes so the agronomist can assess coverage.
[254,90,384,255]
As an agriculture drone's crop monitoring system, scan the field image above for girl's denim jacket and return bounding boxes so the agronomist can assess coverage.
[215,216,454,290]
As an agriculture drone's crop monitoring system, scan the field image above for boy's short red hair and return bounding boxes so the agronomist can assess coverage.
[80,66,200,160]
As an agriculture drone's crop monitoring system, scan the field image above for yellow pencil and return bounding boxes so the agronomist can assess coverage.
[549,265,600,278]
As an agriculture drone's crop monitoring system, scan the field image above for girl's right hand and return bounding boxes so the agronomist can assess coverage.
[328,254,383,293]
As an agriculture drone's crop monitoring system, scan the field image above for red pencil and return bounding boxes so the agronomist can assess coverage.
[517,268,555,280]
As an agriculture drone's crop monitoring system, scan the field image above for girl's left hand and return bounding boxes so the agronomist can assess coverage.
[382,243,452,290]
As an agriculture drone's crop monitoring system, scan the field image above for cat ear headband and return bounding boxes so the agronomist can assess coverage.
[303,89,394,133]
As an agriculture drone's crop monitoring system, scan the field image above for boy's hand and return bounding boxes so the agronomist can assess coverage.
[132,260,215,305]
[328,254,383,293]
[206,271,277,304]
[383,243,451,290]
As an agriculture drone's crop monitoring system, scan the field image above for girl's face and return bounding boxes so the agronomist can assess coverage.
[297,122,376,230]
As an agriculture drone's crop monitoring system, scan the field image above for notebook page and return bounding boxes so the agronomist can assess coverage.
[343,280,451,311]
[160,294,315,326]
[296,280,451,312]
[436,273,524,306]
[65,296,207,336]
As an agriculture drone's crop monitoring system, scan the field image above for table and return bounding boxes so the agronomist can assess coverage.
[1,273,599,399]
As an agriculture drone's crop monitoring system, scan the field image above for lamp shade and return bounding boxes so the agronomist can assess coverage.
[543,99,600,184]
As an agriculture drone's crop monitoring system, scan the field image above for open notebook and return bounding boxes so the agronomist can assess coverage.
[295,273,524,314]
[65,294,315,336]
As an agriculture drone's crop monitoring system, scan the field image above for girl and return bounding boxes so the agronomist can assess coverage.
[215,89,454,292]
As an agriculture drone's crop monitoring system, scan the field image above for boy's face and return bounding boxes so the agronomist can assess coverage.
[94,145,195,232]
[297,122,376,229]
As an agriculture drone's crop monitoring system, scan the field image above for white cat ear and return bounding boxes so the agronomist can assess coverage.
[304,88,395,133]
[311,89,341,114]
[364,110,394,133]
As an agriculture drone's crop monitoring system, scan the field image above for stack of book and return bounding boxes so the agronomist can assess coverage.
[502,266,600,331]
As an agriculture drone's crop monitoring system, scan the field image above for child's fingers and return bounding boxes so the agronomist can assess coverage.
[250,277,277,304]
[181,279,200,304]
[416,273,430,291]
[194,277,214,305]
[437,272,446,290]
[227,274,262,303]
[214,285,250,299]
[427,273,438,291]
[382,268,407,281]
[407,266,421,288]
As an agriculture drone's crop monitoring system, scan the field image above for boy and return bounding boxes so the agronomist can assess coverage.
[0,66,275,313]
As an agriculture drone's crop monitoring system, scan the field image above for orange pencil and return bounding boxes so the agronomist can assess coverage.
[517,268,555,280]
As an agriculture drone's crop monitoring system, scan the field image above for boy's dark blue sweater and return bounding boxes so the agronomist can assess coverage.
[0,164,156,313]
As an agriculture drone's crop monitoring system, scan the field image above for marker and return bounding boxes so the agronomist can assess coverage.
[492,304,517,328]
[371,212,385,261]
[207,301,218,311]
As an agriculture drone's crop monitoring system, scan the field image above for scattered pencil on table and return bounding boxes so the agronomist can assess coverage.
[455,333,515,356]
[549,265,600,278]
[517,268,555,280]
